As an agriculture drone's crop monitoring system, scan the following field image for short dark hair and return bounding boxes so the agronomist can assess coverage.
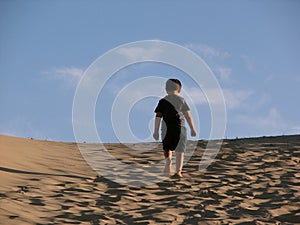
[165,79,182,91]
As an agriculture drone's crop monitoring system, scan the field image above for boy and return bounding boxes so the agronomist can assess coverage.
[153,79,197,178]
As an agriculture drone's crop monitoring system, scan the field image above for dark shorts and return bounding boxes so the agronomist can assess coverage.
[162,126,187,152]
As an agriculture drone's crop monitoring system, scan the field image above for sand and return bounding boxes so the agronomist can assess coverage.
[0,134,299,225]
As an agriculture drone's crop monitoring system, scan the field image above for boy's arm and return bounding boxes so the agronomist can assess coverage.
[184,111,197,137]
[153,112,162,140]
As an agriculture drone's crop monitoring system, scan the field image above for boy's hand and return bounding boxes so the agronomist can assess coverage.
[191,129,197,137]
[153,132,159,140]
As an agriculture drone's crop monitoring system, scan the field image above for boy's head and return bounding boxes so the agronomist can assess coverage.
[165,79,182,93]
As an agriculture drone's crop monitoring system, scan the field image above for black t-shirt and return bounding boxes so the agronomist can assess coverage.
[154,94,190,128]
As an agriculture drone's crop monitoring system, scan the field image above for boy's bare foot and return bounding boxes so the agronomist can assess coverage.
[171,172,183,179]
[164,157,172,174]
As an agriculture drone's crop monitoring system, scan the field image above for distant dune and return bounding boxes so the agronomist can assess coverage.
[0,134,299,224]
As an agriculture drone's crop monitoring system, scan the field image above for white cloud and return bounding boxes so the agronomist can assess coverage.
[223,89,253,109]
[183,87,253,110]
[44,66,84,88]
[116,46,163,61]
[184,43,233,82]
[182,87,207,105]
[118,43,231,65]
[185,43,230,59]
[234,108,287,134]
[213,65,232,81]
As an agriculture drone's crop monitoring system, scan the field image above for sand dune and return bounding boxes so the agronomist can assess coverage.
[0,134,300,224]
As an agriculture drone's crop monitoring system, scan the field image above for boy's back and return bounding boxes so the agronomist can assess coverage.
[155,94,189,127]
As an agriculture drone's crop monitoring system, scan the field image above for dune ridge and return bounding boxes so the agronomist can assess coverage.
[0,134,300,224]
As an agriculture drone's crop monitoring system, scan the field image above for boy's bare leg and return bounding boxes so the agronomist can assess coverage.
[163,150,173,174]
[175,152,184,177]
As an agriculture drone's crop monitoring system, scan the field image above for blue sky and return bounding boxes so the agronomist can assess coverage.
[1,0,300,142]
